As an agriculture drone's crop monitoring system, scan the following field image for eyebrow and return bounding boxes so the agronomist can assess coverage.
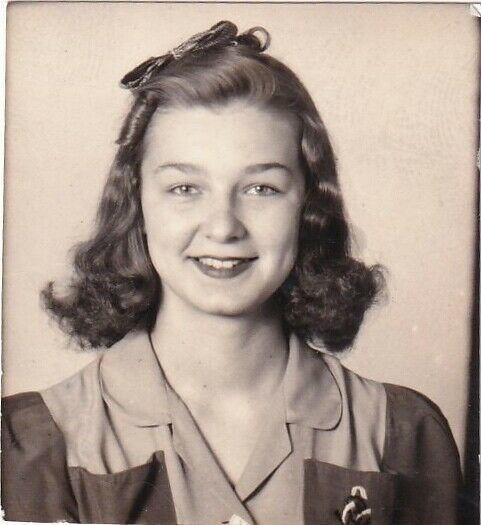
[154,162,294,176]
[243,162,294,177]
[155,163,203,175]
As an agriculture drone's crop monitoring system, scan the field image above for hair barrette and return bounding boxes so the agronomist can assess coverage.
[120,21,270,90]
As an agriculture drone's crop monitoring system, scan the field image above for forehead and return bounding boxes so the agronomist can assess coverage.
[142,102,301,168]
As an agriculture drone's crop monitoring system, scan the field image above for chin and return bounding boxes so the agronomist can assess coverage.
[195,301,255,317]
[192,294,268,318]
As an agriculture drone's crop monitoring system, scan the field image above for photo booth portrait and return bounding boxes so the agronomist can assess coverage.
[2,3,478,524]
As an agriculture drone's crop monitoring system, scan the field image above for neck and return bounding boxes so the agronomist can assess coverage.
[150,295,288,404]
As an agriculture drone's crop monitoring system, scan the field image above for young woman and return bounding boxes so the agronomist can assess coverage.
[2,21,461,525]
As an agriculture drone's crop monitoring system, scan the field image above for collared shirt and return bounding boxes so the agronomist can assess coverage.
[2,331,462,524]
[40,331,385,524]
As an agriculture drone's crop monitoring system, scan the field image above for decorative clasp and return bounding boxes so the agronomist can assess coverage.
[336,485,371,524]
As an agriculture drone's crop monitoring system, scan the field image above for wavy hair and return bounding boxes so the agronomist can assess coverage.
[42,29,384,351]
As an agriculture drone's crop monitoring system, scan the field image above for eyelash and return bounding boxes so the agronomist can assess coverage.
[167,184,281,197]
[168,184,200,196]
[245,184,280,196]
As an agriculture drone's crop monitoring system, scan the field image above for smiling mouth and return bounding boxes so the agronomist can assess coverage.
[189,256,257,278]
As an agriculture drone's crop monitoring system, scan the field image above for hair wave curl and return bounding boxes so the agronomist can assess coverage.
[42,31,384,351]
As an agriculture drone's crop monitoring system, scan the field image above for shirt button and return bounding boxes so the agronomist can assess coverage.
[227,514,250,525]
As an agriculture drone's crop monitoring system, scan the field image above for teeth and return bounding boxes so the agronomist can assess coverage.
[197,257,244,269]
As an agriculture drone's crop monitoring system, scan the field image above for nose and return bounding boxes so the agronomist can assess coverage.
[201,197,247,243]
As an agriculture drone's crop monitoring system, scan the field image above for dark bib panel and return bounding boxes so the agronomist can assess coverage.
[69,452,177,524]
[1,392,79,523]
[303,459,398,525]
[1,380,462,524]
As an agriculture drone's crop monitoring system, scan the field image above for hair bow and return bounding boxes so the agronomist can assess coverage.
[120,21,269,90]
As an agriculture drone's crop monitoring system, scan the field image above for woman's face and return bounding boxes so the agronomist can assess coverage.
[141,101,305,317]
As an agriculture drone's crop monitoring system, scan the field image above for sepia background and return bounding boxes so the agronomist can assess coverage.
[3,1,478,477]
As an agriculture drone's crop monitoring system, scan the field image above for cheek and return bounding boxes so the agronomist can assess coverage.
[259,209,301,264]
[142,203,188,260]
[142,184,188,242]
[145,222,188,259]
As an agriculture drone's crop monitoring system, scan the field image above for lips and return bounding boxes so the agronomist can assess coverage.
[189,256,257,279]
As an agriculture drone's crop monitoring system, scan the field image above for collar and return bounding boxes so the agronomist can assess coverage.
[99,331,172,426]
[99,330,342,430]
[283,334,342,429]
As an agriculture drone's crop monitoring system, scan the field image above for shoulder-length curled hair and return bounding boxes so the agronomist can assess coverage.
[42,23,384,352]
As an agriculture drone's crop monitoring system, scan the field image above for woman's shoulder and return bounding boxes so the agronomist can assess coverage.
[2,355,104,443]
[2,391,79,522]
[322,353,454,431]
[2,391,66,466]
[3,389,45,414]
[377,382,461,523]
[383,381,453,431]
[381,382,461,472]
[322,355,461,510]
[2,390,57,443]
[40,356,104,426]
[320,353,460,465]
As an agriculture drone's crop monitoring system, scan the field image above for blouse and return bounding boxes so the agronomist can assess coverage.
[2,331,462,524]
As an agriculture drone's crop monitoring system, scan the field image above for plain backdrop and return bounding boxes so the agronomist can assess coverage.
[3,3,478,462]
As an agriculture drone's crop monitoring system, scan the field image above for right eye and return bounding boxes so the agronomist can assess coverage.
[168,184,200,196]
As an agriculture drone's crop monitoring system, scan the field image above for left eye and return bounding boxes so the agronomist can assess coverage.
[245,185,279,196]
[169,184,199,196]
